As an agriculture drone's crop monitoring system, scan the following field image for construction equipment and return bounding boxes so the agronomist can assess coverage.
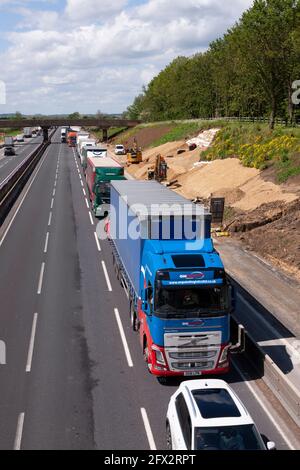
[147,154,168,182]
[127,138,143,164]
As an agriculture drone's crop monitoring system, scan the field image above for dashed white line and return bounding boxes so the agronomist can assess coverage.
[89,212,94,226]
[50,198,54,210]
[48,212,52,226]
[94,232,101,252]
[0,147,51,248]
[83,189,86,196]
[26,313,38,373]
[44,232,50,253]
[37,262,45,295]
[102,261,112,291]
[52,189,56,197]
[14,413,25,450]
[85,198,89,209]
[114,308,133,368]
[141,408,157,450]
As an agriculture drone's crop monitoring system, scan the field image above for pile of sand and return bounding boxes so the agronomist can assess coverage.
[126,140,201,181]
[175,158,297,211]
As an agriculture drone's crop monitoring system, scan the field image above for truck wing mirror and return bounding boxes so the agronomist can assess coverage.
[267,442,276,451]
[230,324,245,354]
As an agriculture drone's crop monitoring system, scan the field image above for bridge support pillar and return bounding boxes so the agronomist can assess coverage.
[42,127,49,143]
[102,129,108,142]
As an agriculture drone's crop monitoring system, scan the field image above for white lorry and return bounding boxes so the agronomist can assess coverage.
[61,128,67,143]
[78,139,96,162]
[23,127,32,138]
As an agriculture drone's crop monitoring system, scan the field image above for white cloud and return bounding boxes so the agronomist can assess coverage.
[65,0,128,23]
[0,0,254,114]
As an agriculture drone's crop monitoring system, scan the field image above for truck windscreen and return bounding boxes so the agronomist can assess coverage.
[155,286,229,318]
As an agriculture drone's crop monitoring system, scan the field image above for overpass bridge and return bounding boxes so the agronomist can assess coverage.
[0,118,141,142]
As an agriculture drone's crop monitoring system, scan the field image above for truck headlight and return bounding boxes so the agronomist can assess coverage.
[218,344,231,365]
[152,345,166,366]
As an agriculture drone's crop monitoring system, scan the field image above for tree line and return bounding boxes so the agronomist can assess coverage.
[125,0,300,129]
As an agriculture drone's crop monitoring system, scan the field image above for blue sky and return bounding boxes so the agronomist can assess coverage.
[0,0,254,115]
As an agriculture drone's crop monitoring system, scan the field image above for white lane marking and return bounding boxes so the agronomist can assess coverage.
[89,212,94,226]
[37,262,45,295]
[26,313,38,373]
[85,198,89,209]
[102,261,112,292]
[94,232,101,252]
[232,362,295,450]
[54,181,57,188]
[83,189,86,196]
[50,198,54,209]
[52,189,56,197]
[141,408,157,450]
[114,308,133,368]
[81,181,84,188]
[14,413,25,450]
[0,147,51,248]
[48,212,52,226]
[44,232,49,253]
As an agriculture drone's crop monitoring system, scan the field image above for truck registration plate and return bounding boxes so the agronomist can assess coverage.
[184,371,202,377]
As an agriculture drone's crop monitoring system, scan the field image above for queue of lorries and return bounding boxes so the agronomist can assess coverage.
[61,127,276,451]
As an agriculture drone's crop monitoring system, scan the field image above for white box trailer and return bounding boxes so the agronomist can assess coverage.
[78,139,96,161]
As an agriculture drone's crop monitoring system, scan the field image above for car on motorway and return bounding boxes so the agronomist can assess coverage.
[166,379,276,451]
[4,146,16,156]
[16,134,24,142]
[114,144,126,155]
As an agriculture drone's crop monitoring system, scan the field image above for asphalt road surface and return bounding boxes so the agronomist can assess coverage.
[0,130,297,450]
[0,136,42,187]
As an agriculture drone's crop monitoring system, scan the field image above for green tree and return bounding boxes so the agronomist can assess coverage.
[68,112,81,119]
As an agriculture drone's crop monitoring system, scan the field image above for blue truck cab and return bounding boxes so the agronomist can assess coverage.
[110,181,235,377]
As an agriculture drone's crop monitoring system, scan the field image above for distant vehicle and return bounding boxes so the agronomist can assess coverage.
[114,144,126,155]
[61,128,67,143]
[16,135,24,142]
[76,132,90,145]
[127,140,142,164]
[4,146,15,156]
[166,379,276,451]
[78,139,96,160]
[23,127,32,138]
[81,146,107,170]
[67,130,77,147]
[4,136,14,147]
[86,156,125,217]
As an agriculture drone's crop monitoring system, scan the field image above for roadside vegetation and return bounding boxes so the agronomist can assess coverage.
[90,127,127,141]
[125,0,300,130]
[201,123,300,182]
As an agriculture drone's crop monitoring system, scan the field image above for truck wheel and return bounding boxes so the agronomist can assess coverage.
[130,303,139,332]
[143,341,152,373]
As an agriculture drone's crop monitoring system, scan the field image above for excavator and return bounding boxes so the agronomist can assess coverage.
[147,154,168,182]
[127,138,143,164]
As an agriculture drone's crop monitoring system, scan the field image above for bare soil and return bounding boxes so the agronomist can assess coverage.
[111,125,173,150]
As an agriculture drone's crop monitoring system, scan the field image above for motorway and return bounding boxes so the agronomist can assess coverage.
[0,129,298,450]
[0,136,42,187]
